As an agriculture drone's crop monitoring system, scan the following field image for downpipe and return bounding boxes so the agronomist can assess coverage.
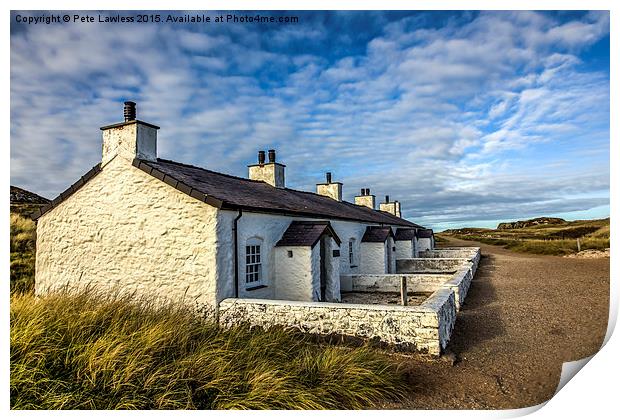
[233,210,243,298]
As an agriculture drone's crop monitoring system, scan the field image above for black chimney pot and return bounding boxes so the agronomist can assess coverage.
[124,101,136,122]
[385,195,390,203]
[326,172,332,183]
[365,188,370,196]
[258,150,266,164]
[360,188,365,196]
[268,149,276,163]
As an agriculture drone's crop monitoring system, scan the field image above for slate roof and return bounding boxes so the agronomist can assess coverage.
[416,229,434,238]
[395,228,416,241]
[133,158,422,227]
[276,221,341,247]
[33,157,425,228]
[361,226,395,243]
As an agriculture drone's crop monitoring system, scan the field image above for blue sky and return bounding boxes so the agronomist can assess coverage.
[10,11,610,231]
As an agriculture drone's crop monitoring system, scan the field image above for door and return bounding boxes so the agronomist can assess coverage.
[319,235,328,301]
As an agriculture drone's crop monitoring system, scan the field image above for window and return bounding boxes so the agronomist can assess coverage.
[348,238,356,267]
[245,239,263,286]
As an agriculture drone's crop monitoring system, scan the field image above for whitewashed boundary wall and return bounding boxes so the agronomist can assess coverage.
[218,288,456,355]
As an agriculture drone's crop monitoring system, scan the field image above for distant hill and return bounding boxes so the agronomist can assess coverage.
[497,217,566,230]
[440,217,609,255]
[10,186,50,218]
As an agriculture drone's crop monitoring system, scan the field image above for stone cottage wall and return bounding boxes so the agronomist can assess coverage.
[35,156,220,312]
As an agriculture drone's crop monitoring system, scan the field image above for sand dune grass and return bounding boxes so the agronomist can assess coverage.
[10,290,407,409]
[10,213,36,294]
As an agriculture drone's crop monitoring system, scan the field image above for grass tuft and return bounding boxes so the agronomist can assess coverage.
[10,213,37,294]
[11,290,407,409]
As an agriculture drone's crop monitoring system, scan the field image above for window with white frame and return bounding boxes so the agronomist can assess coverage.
[245,238,263,286]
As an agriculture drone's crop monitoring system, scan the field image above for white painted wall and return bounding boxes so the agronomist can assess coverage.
[324,236,341,302]
[417,237,434,251]
[36,156,220,311]
[329,220,369,275]
[218,211,346,303]
[310,244,321,301]
[360,242,386,274]
[217,211,293,301]
[274,246,314,301]
[395,239,413,259]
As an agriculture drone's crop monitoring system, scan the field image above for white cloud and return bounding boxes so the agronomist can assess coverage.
[10,11,610,228]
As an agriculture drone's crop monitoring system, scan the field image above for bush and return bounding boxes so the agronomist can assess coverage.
[10,213,36,294]
[10,290,407,409]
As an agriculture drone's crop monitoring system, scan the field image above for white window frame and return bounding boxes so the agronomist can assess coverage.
[245,238,264,288]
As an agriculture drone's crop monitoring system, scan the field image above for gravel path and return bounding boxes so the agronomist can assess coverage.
[388,237,609,409]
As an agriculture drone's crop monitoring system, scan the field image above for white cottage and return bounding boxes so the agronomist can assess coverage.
[33,102,428,313]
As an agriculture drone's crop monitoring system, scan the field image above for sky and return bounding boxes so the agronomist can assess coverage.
[10,10,610,231]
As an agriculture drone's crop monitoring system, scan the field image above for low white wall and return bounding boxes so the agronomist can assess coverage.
[396,258,471,273]
[417,248,481,276]
[341,268,474,311]
[419,248,477,259]
[218,289,457,355]
[439,266,474,310]
[340,273,452,293]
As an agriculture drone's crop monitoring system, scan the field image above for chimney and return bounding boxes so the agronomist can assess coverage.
[316,171,343,201]
[355,187,375,209]
[380,196,402,218]
[100,101,159,165]
[248,149,286,188]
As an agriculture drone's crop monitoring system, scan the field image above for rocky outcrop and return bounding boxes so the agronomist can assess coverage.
[10,186,49,205]
[497,217,565,230]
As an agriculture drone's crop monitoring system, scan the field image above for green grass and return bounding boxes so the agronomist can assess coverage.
[11,290,408,409]
[10,213,36,294]
[440,217,610,256]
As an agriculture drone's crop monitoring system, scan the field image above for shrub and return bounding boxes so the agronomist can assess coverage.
[11,291,407,409]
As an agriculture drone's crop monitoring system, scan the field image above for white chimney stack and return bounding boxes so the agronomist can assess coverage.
[100,101,159,165]
[379,195,402,218]
[248,149,285,188]
[316,172,343,201]
[354,188,375,209]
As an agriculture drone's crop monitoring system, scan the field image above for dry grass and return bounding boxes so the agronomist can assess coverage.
[440,218,609,256]
[10,290,408,410]
[10,213,36,294]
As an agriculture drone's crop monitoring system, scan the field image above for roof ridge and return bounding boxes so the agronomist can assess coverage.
[157,158,416,225]
[151,158,420,228]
